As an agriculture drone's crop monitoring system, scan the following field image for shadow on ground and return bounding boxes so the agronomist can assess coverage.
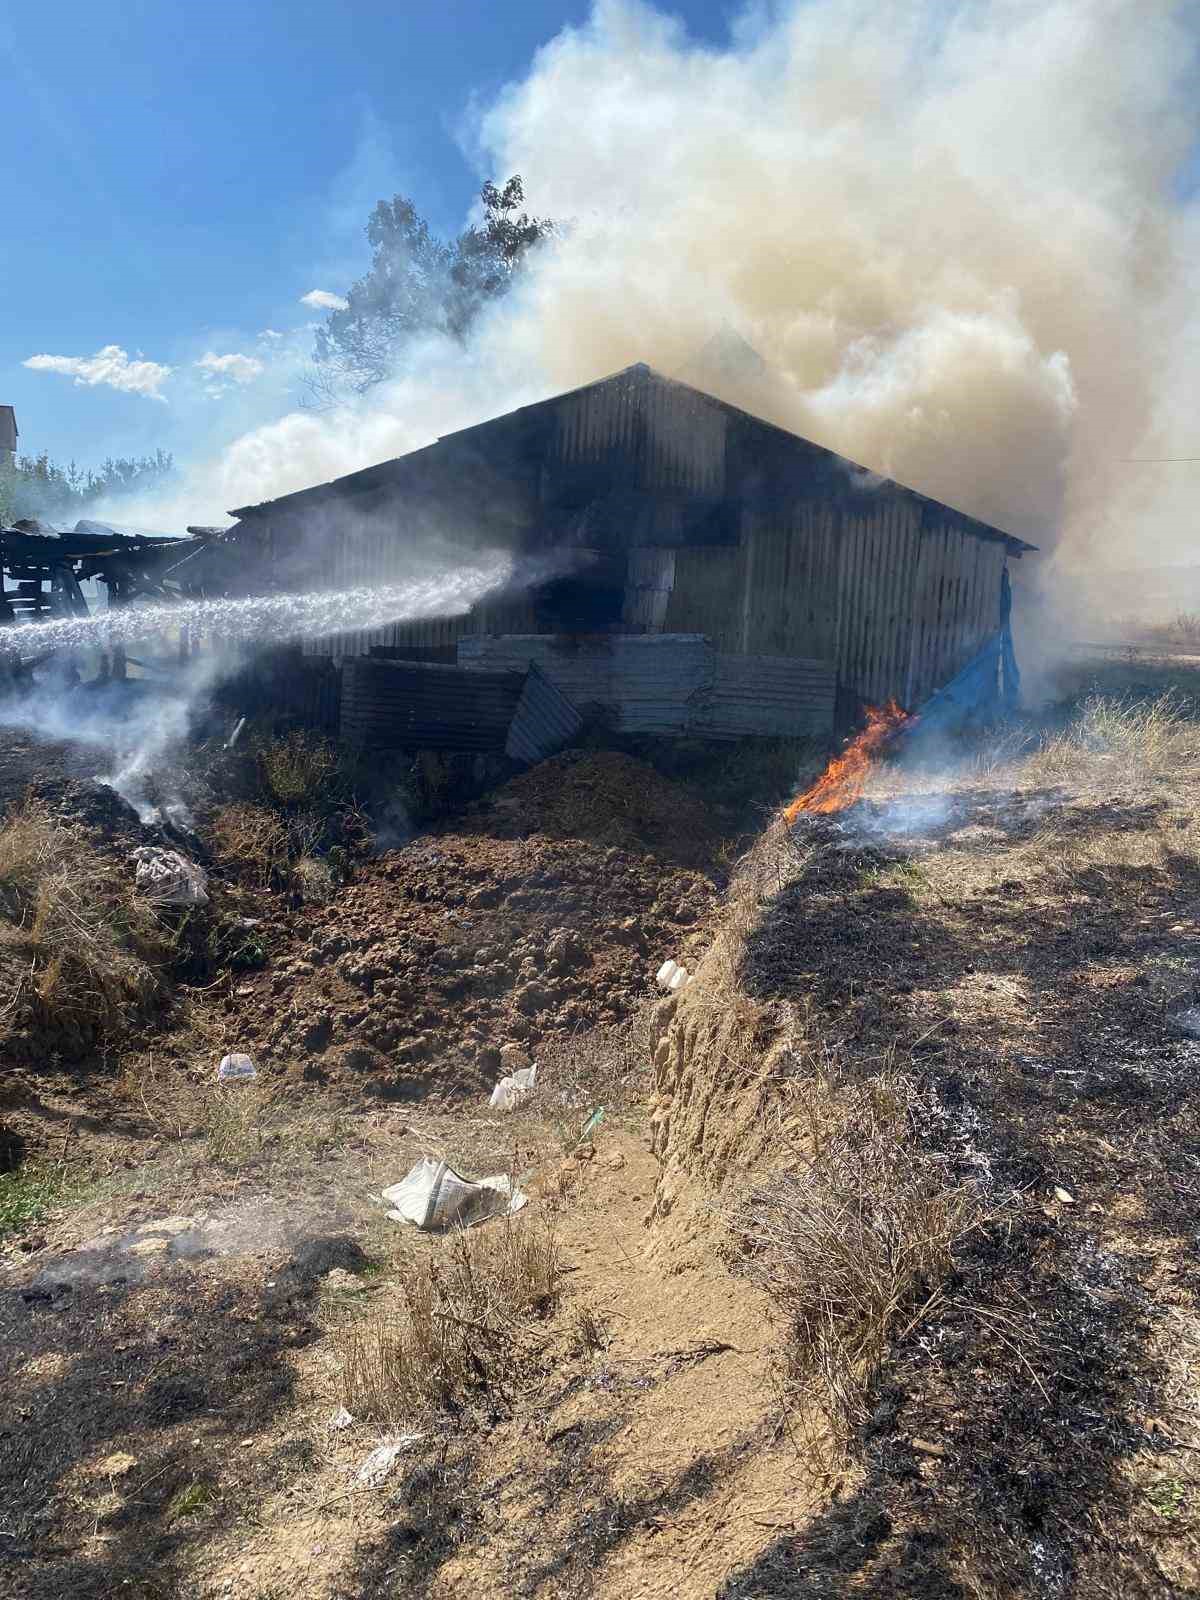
[0,1232,364,1599]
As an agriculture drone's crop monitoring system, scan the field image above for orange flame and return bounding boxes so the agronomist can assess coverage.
[783,699,914,821]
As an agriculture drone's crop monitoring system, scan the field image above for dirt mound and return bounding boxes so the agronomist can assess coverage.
[232,829,715,1096]
[226,754,720,1096]
[28,776,150,841]
[482,750,720,863]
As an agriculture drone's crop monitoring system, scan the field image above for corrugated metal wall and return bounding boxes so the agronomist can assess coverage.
[341,659,524,751]
[552,368,728,495]
[834,501,924,706]
[663,500,1007,712]
[688,653,836,739]
[905,518,1008,707]
[622,548,676,630]
[661,547,745,650]
[459,633,714,736]
[460,634,837,739]
[738,506,842,661]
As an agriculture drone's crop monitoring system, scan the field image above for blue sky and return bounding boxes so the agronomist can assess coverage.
[1,1,731,470]
[5,0,1198,523]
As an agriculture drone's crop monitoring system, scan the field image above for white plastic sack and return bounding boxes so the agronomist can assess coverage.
[132,847,208,907]
[656,959,679,989]
[217,1052,257,1082]
[355,1434,423,1485]
[668,966,689,992]
[489,1064,538,1112]
[381,1156,527,1231]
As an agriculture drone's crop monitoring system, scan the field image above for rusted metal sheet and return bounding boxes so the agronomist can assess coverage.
[506,664,584,764]
[688,653,836,739]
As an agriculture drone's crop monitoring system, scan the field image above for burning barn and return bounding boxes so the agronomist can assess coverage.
[222,363,1032,747]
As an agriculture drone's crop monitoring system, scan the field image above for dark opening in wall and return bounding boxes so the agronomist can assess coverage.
[533,573,625,632]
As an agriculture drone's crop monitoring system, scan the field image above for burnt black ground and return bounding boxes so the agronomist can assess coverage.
[725,789,1200,1598]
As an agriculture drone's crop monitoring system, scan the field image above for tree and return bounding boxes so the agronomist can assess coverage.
[313,176,556,395]
[0,449,175,527]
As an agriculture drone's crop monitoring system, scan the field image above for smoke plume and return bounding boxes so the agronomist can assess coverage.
[128,1,1198,583]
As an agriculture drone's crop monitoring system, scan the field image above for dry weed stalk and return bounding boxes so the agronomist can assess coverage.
[336,1221,561,1425]
[738,1066,983,1440]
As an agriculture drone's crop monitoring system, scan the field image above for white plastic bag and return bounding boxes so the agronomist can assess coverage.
[217,1052,257,1082]
[656,959,679,989]
[381,1156,527,1231]
[668,966,689,992]
[489,1064,538,1112]
[132,847,209,906]
[354,1434,423,1484]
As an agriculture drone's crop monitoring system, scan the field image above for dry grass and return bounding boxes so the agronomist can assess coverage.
[210,802,326,888]
[736,1063,983,1441]
[201,1077,278,1166]
[335,1220,561,1426]
[534,1000,658,1119]
[256,730,341,809]
[0,800,168,1046]
[1015,691,1200,788]
[293,854,336,903]
[1141,610,1200,648]
[209,803,290,885]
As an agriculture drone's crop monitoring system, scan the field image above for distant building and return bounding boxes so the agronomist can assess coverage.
[0,407,16,468]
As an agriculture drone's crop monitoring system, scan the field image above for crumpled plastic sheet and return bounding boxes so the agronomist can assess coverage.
[132,846,208,906]
[489,1064,537,1112]
[381,1156,528,1231]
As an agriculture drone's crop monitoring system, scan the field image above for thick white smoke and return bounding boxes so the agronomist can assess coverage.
[129,0,1198,584]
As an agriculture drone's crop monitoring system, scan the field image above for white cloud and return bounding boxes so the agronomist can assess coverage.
[195,351,265,384]
[23,343,172,401]
[258,328,284,340]
[300,289,348,311]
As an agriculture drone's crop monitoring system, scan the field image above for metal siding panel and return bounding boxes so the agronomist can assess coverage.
[662,547,744,651]
[458,634,713,736]
[688,653,836,738]
[505,664,584,764]
[623,548,677,631]
[340,659,524,751]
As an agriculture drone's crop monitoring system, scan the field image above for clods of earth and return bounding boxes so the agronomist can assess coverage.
[221,752,721,1097]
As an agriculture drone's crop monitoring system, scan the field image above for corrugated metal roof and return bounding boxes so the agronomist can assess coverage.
[229,365,1034,556]
[688,653,836,739]
[506,663,583,763]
